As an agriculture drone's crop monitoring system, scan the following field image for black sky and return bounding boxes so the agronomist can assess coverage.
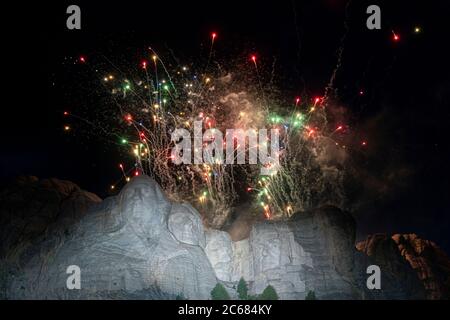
[2,0,450,252]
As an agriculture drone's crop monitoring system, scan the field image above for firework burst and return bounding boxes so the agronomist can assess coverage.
[65,34,350,227]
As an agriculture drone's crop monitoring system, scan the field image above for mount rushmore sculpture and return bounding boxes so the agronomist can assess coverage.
[1,176,431,299]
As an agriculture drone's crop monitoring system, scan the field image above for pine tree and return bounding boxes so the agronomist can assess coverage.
[258,285,279,300]
[175,293,186,300]
[237,277,249,300]
[305,290,317,300]
[211,283,231,300]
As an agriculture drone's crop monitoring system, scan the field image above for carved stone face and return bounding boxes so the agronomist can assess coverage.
[248,226,283,296]
[119,176,171,239]
[251,226,282,272]
[204,230,233,281]
[168,203,205,248]
[261,237,281,270]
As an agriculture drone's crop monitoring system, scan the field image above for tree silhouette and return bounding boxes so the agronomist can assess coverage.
[237,277,249,299]
[211,283,230,300]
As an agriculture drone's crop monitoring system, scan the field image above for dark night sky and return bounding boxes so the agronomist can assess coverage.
[2,1,450,252]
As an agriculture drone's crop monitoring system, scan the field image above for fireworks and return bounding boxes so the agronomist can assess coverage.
[392,30,400,42]
[64,32,353,227]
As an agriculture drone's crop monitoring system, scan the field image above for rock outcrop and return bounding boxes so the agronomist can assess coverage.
[0,176,101,260]
[357,233,450,299]
[1,175,447,299]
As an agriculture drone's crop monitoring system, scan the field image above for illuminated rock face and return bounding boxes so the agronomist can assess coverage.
[205,230,234,282]
[168,203,206,248]
[204,207,429,300]
[205,224,313,298]
[248,223,313,299]
[1,176,436,300]
[5,176,217,299]
[204,209,356,299]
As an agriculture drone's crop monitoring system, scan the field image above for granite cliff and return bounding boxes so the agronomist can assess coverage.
[0,176,448,299]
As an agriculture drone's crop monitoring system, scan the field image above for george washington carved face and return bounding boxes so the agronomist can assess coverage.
[119,176,171,239]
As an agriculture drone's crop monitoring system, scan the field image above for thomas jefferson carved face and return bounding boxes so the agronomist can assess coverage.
[168,203,205,247]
